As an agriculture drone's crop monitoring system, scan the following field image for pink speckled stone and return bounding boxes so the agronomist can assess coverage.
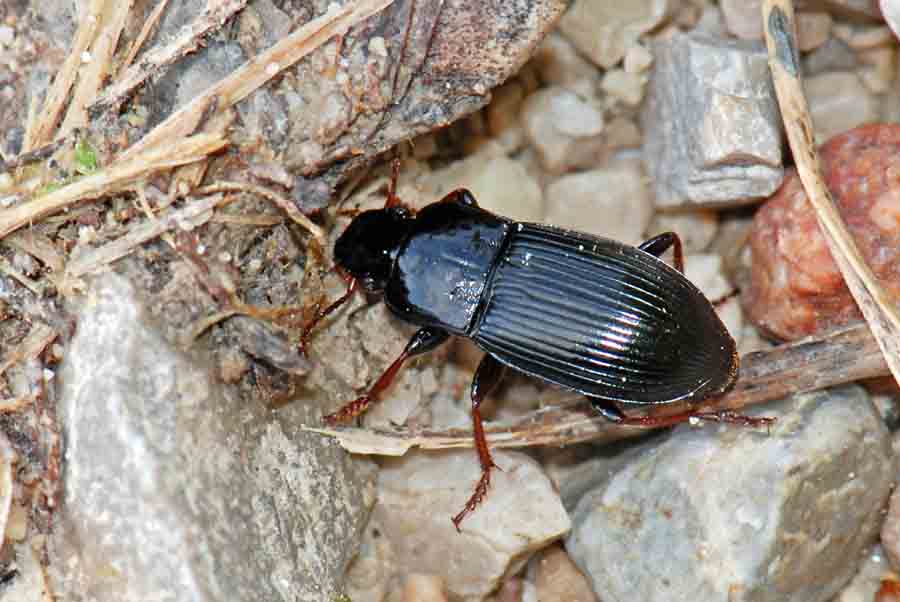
[748,124,900,340]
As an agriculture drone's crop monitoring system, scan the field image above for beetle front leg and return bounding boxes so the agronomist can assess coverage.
[324,326,450,425]
[451,354,507,531]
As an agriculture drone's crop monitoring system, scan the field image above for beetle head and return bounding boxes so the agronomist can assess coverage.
[334,207,411,292]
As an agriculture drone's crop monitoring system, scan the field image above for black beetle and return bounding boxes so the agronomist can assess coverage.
[303,165,752,530]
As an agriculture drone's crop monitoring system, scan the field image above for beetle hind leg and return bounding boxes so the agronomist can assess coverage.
[639,232,684,273]
[451,354,507,531]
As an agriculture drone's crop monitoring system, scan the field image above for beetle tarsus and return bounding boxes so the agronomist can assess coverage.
[323,395,372,425]
[452,468,492,532]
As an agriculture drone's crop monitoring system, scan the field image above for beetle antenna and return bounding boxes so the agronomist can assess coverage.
[299,274,358,355]
[384,158,402,208]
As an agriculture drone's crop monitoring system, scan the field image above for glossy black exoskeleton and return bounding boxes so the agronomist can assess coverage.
[304,167,745,530]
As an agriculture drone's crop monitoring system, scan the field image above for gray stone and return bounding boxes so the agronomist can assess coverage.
[543,164,652,245]
[50,274,375,602]
[805,71,879,144]
[641,32,784,207]
[566,386,892,602]
[833,545,890,602]
[521,87,608,174]
[376,449,570,600]
[558,0,671,69]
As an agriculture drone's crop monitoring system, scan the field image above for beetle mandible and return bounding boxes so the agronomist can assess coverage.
[303,162,752,531]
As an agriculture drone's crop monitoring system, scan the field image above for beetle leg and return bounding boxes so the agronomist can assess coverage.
[452,354,507,531]
[639,232,685,273]
[323,326,450,424]
[383,158,403,208]
[299,274,358,356]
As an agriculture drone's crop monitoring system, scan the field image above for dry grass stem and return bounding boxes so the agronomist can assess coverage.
[120,0,172,72]
[0,397,34,414]
[59,0,132,135]
[92,0,249,115]
[23,2,100,151]
[2,232,66,273]
[0,323,57,378]
[761,0,900,390]
[0,255,45,296]
[197,182,326,245]
[62,193,229,279]
[121,0,395,161]
[305,322,887,455]
[0,132,227,241]
[208,213,283,227]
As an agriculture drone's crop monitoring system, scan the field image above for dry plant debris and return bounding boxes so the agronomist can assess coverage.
[762,0,900,390]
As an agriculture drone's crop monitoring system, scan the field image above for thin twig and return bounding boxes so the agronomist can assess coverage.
[304,322,886,455]
[120,0,395,161]
[59,0,132,135]
[62,193,230,279]
[196,181,326,246]
[0,323,57,378]
[23,3,100,151]
[91,0,249,115]
[119,0,171,72]
[761,0,900,390]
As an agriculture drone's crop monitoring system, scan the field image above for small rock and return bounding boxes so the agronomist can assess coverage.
[558,0,671,68]
[0,25,13,47]
[647,210,719,254]
[720,0,763,40]
[486,80,526,149]
[401,574,448,602]
[684,253,743,343]
[624,42,654,73]
[833,23,894,50]
[803,38,859,76]
[642,32,783,207]
[858,46,896,94]
[600,69,646,106]
[532,33,599,92]
[818,0,880,20]
[424,152,544,222]
[521,86,608,174]
[533,545,597,602]
[344,518,395,602]
[797,12,833,52]
[375,450,570,600]
[748,124,900,339]
[567,386,892,602]
[543,165,652,245]
[806,72,879,143]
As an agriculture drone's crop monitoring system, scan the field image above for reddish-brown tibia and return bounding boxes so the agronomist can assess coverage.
[322,346,412,425]
[298,273,357,356]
